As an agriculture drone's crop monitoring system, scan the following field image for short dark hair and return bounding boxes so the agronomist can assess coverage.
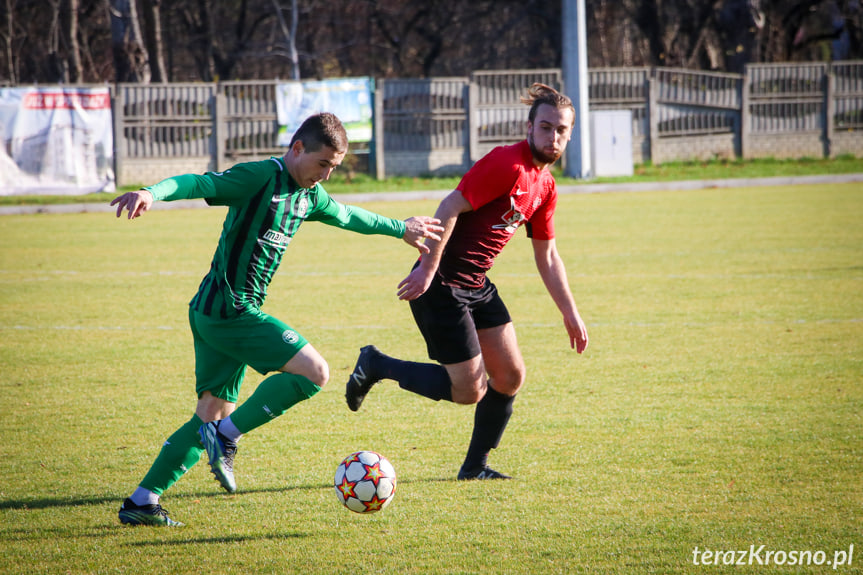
[289,112,349,154]
[521,83,574,124]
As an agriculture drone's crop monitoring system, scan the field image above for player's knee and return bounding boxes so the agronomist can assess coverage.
[280,345,330,387]
[450,379,486,405]
[284,357,329,387]
[490,365,526,396]
[196,392,236,422]
[508,366,527,393]
[307,359,329,387]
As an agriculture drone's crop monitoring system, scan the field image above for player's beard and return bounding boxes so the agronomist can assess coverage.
[528,132,562,165]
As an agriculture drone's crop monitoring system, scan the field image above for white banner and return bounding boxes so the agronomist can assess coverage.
[276,77,372,146]
[0,86,114,196]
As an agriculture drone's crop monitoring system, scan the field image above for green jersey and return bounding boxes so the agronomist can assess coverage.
[146,156,406,318]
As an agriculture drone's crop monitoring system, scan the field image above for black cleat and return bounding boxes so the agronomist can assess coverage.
[457,465,513,481]
[118,498,184,527]
[346,345,383,412]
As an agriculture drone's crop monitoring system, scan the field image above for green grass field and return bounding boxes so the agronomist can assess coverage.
[0,183,861,573]
[3,155,863,207]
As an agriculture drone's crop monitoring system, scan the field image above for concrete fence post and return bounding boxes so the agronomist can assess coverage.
[648,75,659,165]
[212,87,227,172]
[373,78,385,180]
[468,81,478,163]
[112,86,125,187]
[741,67,751,160]
[825,67,835,158]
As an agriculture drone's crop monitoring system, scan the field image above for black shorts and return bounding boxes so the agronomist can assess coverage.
[409,272,511,365]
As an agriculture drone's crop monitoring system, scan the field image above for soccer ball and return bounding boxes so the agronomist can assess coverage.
[334,451,397,514]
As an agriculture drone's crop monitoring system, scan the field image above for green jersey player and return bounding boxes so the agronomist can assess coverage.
[111,113,442,526]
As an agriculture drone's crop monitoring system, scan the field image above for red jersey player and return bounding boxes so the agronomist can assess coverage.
[346,83,589,480]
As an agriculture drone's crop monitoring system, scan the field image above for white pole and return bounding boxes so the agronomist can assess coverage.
[562,0,591,178]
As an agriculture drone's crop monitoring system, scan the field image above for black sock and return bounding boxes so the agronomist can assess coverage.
[375,352,453,402]
[463,386,515,470]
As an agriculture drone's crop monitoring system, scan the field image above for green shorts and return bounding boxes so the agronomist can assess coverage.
[188,307,309,403]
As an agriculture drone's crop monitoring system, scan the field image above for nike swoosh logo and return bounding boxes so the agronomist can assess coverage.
[271,195,288,203]
[515,189,528,196]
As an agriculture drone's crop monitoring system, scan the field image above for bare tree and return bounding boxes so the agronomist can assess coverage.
[3,0,863,85]
[272,0,299,79]
[171,0,278,81]
[108,0,150,82]
[627,0,666,66]
[47,0,68,82]
[715,0,765,72]
[2,0,16,84]
[141,0,167,82]
[587,0,646,66]
[67,0,84,81]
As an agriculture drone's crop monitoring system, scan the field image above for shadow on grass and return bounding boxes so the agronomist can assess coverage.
[0,524,310,544]
[0,476,455,511]
[126,533,308,545]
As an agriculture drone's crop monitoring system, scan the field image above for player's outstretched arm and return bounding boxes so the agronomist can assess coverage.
[401,216,444,254]
[110,189,154,219]
[532,237,588,353]
[397,191,471,301]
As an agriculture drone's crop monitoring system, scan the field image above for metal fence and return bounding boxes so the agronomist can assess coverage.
[382,78,467,151]
[108,61,863,183]
[654,67,740,136]
[834,61,863,129]
[221,81,281,157]
[589,67,648,137]
[470,68,562,154]
[117,83,212,158]
[748,63,826,133]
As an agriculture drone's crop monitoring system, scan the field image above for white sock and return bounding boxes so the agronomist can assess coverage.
[217,416,243,443]
[130,487,159,506]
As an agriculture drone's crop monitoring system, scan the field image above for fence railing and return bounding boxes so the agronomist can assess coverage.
[653,68,740,138]
[833,61,863,130]
[106,61,863,183]
[588,67,648,138]
[748,63,826,134]
[221,81,281,158]
[116,83,213,158]
[468,69,562,159]
[382,78,467,151]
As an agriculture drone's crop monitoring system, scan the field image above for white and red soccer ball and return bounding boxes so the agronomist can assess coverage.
[334,451,397,514]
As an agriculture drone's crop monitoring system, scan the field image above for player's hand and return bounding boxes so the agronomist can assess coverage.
[110,190,154,219]
[565,313,589,354]
[402,216,443,254]
[397,264,435,301]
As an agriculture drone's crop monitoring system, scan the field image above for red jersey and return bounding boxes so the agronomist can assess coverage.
[438,140,558,289]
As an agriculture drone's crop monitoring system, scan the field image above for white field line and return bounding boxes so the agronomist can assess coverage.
[0,269,860,281]
[2,318,861,333]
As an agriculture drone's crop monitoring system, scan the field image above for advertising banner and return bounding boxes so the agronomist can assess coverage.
[276,77,372,146]
[0,86,114,195]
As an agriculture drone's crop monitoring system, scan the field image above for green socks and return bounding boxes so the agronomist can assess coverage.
[229,372,321,434]
[136,374,320,496]
[139,414,205,496]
